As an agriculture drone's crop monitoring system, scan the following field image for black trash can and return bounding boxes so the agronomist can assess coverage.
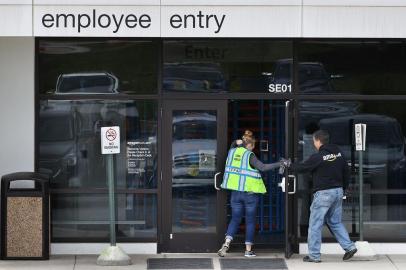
[1,172,50,260]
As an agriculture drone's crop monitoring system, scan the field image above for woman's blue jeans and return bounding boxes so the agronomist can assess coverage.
[225,191,259,245]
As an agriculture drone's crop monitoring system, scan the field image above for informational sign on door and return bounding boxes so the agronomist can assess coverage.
[355,123,366,151]
[101,126,120,154]
[127,141,153,174]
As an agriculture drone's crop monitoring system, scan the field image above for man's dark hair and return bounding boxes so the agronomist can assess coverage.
[313,129,330,145]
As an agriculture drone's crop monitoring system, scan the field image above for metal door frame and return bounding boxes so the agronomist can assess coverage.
[159,99,228,252]
[284,99,299,258]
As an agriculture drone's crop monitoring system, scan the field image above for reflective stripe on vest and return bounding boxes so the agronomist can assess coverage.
[221,147,266,194]
[238,150,249,191]
[222,147,236,189]
[224,166,262,179]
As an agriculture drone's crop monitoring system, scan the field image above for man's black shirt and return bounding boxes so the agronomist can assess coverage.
[292,144,350,193]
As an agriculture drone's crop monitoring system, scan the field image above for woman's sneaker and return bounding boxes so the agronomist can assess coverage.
[244,250,256,257]
[217,243,229,257]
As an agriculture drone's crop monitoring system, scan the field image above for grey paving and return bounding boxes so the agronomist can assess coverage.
[147,258,213,269]
[0,255,75,270]
[0,253,404,270]
[219,258,287,269]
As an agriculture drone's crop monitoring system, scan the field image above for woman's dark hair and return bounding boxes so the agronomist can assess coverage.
[313,129,330,145]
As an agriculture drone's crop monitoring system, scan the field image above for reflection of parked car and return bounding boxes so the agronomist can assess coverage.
[320,114,406,174]
[39,100,131,188]
[299,101,360,132]
[39,106,78,187]
[172,112,217,186]
[55,72,119,94]
[268,59,340,94]
[163,63,226,92]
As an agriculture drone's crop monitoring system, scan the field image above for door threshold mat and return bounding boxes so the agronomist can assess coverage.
[220,258,287,270]
[148,258,214,269]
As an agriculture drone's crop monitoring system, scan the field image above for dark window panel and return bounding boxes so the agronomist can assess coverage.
[163,40,293,93]
[51,194,157,241]
[298,41,406,95]
[38,39,158,95]
[297,100,406,241]
[38,99,158,190]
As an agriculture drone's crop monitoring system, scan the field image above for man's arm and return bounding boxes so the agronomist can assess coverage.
[249,154,281,172]
[291,154,323,173]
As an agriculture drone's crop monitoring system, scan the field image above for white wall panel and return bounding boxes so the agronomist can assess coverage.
[34,0,160,5]
[161,6,301,37]
[162,0,301,6]
[304,0,406,6]
[0,0,31,4]
[303,6,406,38]
[2,4,406,40]
[0,5,32,36]
[34,5,160,37]
[0,37,35,177]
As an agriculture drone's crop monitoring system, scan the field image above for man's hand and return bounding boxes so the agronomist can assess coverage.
[278,158,291,175]
[236,139,243,146]
[280,158,291,168]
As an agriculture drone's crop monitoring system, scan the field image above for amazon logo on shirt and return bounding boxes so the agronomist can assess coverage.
[323,153,342,162]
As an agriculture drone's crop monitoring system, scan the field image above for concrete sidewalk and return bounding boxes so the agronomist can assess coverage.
[0,253,404,270]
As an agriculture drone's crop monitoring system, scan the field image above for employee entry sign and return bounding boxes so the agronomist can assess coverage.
[101,126,120,154]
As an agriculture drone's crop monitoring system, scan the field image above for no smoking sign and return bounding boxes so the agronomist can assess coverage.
[106,128,117,141]
[101,126,120,154]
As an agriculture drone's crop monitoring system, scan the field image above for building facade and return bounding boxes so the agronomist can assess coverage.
[2,0,406,255]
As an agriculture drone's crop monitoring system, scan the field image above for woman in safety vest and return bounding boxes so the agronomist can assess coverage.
[218,130,290,257]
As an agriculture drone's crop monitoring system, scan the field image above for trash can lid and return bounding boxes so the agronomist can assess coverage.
[1,172,50,182]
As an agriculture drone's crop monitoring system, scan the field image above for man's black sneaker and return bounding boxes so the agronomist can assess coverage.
[303,256,321,263]
[244,250,256,257]
[343,248,357,261]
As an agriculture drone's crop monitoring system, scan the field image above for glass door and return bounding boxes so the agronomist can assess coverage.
[161,100,228,252]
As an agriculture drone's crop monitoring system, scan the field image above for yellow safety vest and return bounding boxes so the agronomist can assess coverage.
[221,147,266,194]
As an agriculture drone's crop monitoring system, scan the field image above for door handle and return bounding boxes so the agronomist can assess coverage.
[214,172,222,191]
[288,174,296,195]
[278,175,296,194]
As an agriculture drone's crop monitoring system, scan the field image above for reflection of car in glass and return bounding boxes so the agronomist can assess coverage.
[55,72,119,94]
[163,63,226,92]
[39,100,132,188]
[39,106,78,187]
[320,114,406,175]
[299,101,360,133]
[268,59,340,94]
[172,112,217,186]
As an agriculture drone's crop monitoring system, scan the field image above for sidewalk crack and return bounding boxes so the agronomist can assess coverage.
[73,255,77,270]
[387,255,399,270]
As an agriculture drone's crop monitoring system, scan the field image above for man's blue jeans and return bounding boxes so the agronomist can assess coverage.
[225,191,259,245]
[308,187,356,260]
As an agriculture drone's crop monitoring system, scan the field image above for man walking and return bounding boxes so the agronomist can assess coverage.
[291,130,357,263]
